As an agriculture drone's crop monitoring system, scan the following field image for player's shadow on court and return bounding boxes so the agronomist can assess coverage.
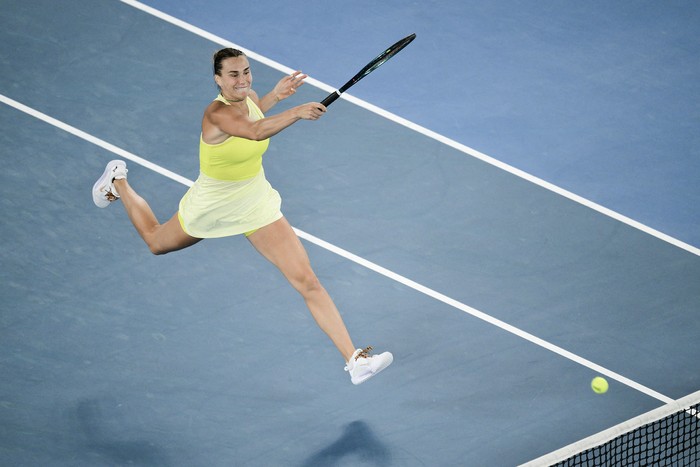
[300,420,391,466]
[73,398,171,466]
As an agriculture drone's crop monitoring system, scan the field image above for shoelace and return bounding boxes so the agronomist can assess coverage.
[355,346,373,361]
[344,346,374,372]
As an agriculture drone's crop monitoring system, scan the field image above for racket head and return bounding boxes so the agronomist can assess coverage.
[338,33,416,93]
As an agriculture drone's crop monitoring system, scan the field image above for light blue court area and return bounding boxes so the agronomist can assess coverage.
[1,1,699,466]
[141,0,700,250]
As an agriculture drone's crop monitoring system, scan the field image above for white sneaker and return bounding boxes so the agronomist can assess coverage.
[345,346,393,385]
[92,160,127,208]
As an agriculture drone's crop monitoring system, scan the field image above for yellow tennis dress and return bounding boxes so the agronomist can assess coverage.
[178,95,283,238]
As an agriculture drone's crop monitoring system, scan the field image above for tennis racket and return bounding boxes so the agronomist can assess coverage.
[320,33,416,108]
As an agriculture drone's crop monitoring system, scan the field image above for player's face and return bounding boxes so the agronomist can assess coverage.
[216,56,252,101]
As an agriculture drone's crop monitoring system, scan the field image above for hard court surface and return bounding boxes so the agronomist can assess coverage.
[1,1,698,465]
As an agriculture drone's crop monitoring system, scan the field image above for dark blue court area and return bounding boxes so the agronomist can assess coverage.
[1,1,698,465]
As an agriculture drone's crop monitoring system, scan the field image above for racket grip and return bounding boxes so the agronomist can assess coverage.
[320,91,341,108]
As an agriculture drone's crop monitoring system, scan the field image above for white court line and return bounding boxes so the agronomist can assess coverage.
[0,95,193,189]
[120,0,700,258]
[0,92,674,404]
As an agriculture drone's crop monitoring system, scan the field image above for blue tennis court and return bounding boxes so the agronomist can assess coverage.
[1,1,698,465]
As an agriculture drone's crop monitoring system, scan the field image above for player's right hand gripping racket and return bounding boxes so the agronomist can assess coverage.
[320,33,416,108]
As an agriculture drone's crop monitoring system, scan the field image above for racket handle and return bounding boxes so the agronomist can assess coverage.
[320,91,341,108]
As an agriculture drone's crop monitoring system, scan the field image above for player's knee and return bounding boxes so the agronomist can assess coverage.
[145,233,170,256]
[149,245,168,256]
[293,269,322,296]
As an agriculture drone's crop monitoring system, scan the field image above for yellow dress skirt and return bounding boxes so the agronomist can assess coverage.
[177,167,282,238]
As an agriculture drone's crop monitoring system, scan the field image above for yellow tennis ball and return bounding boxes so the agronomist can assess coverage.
[591,376,609,394]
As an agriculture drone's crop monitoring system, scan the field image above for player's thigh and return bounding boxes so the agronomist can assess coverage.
[155,213,202,254]
[247,217,312,280]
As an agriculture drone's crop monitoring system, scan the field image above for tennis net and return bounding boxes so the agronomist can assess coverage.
[522,390,700,466]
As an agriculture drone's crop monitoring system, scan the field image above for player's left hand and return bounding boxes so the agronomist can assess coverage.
[273,71,307,101]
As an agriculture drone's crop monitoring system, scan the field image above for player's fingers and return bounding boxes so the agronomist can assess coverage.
[290,71,307,83]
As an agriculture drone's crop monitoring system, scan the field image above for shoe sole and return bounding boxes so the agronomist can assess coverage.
[92,160,124,208]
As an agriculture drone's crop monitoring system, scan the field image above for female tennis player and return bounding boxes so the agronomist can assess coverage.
[92,48,392,385]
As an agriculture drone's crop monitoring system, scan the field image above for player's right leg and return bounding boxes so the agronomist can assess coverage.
[93,160,201,255]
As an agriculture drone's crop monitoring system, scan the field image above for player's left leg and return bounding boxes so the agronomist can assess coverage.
[247,217,393,384]
[247,217,356,360]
